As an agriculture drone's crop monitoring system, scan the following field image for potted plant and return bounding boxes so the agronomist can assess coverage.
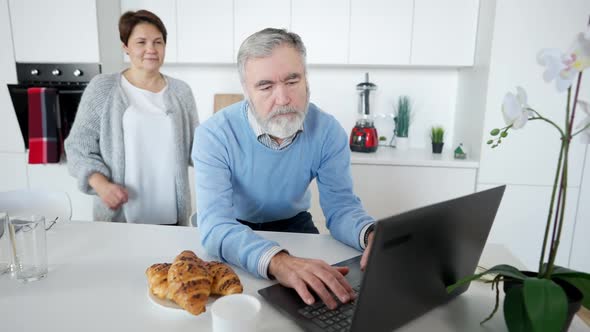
[393,96,412,150]
[447,25,590,331]
[430,126,444,154]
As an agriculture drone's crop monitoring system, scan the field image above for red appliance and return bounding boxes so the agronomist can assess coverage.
[350,73,378,152]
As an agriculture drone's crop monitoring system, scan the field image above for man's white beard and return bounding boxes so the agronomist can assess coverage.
[252,104,308,139]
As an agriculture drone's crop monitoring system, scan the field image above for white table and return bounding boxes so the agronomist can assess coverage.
[0,221,587,331]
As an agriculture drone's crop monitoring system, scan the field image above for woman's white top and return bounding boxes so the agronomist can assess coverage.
[121,75,177,224]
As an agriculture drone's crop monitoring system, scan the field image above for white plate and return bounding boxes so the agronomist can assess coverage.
[147,288,219,312]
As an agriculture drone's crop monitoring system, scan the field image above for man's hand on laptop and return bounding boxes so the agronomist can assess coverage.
[268,252,357,310]
[360,231,375,272]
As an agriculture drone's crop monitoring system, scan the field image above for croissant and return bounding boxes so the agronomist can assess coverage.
[146,263,171,299]
[206,261,243,296]
[167,251,212,315]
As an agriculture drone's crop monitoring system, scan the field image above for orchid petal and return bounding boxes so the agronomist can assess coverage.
[555,74,575,92]
[502,90,529,129]
[512,112,529,129]
[516,86,528,106]
[537,48,563,66]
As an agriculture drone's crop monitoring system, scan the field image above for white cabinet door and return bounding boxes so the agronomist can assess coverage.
[309,164,477,233]
[0,153,27,191]
[291,0,350,64]
[27,164,94,221]
[411,0,479,66]
[120,0,178,62]
[349,0,413,65]
[9,0,99,63]
[177,0,233,63]
[234,0,290,56]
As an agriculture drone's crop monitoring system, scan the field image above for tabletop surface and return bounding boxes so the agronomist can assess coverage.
[0,221,587,332]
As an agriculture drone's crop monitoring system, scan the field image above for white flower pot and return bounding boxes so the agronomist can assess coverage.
[395,137,409,150]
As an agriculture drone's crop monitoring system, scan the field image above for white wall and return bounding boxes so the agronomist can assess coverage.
[0,0,23,153]
[454,0,497,160]
[162,65,460,149]
[475,0,590,270]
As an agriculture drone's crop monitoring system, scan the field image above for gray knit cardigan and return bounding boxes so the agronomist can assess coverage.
[64,72,199,225]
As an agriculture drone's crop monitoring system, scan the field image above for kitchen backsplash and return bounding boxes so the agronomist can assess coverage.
[162,65,459,149]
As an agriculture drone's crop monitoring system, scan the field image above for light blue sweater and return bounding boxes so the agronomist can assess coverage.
[192,101,374,278]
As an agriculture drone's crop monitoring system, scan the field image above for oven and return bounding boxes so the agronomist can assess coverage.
[7,62,101,150]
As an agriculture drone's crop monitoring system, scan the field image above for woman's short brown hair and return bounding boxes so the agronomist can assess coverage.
[119,10,167,46]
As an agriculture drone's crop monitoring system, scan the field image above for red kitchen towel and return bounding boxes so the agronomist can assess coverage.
[28,87,60,164]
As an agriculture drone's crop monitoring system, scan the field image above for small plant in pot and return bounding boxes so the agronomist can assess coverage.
[430,126,444,154]
[393,96,412,149]
[447,24,590,332]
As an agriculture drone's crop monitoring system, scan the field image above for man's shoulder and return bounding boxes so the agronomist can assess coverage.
[197,101,246,135]
[305,103,342,134]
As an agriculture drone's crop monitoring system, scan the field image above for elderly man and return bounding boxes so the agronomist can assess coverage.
[192,28,375,309]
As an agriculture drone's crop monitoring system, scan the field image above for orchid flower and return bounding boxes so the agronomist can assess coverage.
[576,100,590,144]
[538,27,590,92]
[502,87,532,129]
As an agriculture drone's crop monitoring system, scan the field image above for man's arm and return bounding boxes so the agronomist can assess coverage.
[192,124,282,278]
[316,117,375,250]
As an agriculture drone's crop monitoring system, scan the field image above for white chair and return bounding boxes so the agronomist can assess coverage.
[0,190,72,222]
[190,211,198,227]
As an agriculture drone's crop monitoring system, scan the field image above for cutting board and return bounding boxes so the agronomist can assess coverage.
[213,93,244,113]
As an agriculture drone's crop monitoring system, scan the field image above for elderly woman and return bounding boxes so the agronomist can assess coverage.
[65,10,198,225]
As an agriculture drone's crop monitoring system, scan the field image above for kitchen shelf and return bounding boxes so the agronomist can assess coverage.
[350,146,479,169]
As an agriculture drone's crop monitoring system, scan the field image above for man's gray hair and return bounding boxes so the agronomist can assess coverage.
[237,28,307,84]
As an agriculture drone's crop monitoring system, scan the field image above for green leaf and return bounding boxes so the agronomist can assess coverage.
[504,287,534,332]
[487,140,493,145]
[554,276,590,309]
[446,264,526,293]
[491,128,500,136]
[522,278,567,332]
[501,131,508,138]
[548,265,590,280]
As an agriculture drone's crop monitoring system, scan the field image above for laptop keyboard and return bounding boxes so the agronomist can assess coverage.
[296,285,360,332]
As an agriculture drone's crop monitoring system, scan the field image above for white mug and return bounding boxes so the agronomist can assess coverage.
[211,294,261,332]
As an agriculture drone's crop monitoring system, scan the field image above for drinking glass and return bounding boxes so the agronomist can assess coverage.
[9,215,48,282]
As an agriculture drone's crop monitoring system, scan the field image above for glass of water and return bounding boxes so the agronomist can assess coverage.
[9,215,48,282]
[0,212,11,275]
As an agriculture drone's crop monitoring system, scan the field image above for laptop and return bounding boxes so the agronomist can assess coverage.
[258,185,506,332]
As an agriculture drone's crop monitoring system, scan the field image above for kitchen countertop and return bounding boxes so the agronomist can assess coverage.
[350,146,479,169]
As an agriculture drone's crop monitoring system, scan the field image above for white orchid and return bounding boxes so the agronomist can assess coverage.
[576,100,590,144]
[502,87,532,129]
[538,28,590,92]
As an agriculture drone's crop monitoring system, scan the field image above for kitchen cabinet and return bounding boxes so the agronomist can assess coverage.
[9,0,99,63]
[176,0,233,63]
[27,164,94,221]
[0,153,28,191]
[120,0,178,62]
[309,150,478,234]
[291,0,350,65]
[349,0,413,65]
[411,0,480,66]
[234,0,291,55]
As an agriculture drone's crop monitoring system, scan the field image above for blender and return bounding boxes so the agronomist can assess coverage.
[350,73,378,152]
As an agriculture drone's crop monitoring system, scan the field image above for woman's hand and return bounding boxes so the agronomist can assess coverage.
[88,173,129,210]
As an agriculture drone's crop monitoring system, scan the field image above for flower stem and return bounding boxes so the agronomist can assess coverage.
[528,116,566,137]
[544,72,583,278]
[572,123,590,137]
[537,143,565,275]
